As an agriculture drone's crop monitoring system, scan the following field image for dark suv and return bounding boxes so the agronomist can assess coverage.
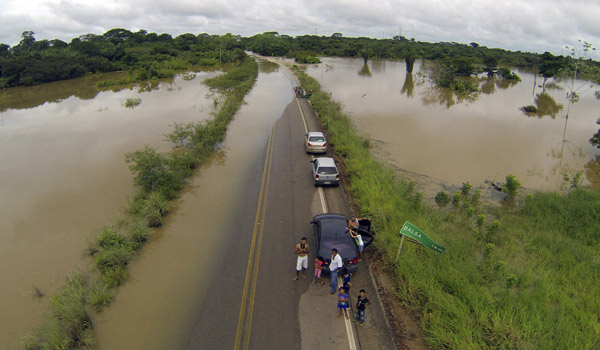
[310,213,373,273]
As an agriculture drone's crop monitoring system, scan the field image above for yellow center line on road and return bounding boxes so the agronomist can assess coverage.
[234,125,276,350]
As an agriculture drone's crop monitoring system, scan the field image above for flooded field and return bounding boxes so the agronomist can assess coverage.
[304,57,600,196]
[0,70,219,349]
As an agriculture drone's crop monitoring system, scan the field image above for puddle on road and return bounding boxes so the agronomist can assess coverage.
[305,57,600,196]
[0,71,218,349]
[94,60,294,350]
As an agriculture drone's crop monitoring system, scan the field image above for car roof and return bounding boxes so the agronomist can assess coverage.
[314,157,336,167]
[313,213,357,260]
[307,131,325,137]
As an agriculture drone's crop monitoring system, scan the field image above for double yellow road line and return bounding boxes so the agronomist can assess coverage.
[234,126,275,350]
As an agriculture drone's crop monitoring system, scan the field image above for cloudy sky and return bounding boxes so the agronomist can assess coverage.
[1,0,599,56]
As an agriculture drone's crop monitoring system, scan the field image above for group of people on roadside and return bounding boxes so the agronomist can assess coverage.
[294,86,311,97]
[292,216,372,326]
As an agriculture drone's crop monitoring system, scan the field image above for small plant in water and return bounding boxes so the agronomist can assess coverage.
[124,97,141,109]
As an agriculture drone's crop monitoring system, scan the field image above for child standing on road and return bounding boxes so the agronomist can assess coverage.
[337,287,350,319]
[313,256,325,285]
[355,289,372,326]
[341,268,352,293]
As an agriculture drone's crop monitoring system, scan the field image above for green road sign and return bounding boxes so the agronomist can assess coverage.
[400,221,446,254]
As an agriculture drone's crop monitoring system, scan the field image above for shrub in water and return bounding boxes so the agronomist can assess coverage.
[101,266,128,288]
[90,283,114,310]
[143,191,170,227]
[96,226,127,250]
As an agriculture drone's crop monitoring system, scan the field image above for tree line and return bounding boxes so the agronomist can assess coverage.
[3,29,600,89]
[0,29,246,88]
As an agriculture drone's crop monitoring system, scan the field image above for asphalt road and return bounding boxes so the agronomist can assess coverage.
[186,59,396,349]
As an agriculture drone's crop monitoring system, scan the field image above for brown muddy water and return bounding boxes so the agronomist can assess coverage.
[0,71,220,349]
[304,57,600,198]
[95,60,291,349]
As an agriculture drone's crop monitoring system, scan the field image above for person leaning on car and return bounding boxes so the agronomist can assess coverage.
[330,248,343,294]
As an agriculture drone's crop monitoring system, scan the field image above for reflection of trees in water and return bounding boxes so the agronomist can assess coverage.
[358,63,372,77]
[0,72,175,112]
[495,78,519,90]
[258,62,280,74]
[480,76,520,94]
[422,84,479,108]
[0,78,101,112]
[401,73,415,98]
[521,93,564,118]
[584,155,600,191]
[480,77,496,95]
[370,59,386,74]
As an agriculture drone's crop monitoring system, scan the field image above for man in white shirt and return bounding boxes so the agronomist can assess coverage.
[330,248,343,294]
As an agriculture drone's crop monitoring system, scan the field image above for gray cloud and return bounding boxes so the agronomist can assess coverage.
[0,0,598,56]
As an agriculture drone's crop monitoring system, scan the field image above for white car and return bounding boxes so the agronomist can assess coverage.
[304,131,327,154]
[311,157,340,186]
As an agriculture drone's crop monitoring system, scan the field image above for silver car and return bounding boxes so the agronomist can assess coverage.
[304,131,327,154]
[311,157,340,186]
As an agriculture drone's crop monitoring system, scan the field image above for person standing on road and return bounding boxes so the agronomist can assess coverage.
[330,248,343,294]
[293,237,309,281]
[336,287,350,319]
[355,289,372,326]
[313,256,325,285]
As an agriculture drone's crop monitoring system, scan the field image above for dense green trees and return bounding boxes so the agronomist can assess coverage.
[3,29,600,92]
[0,30,245,88]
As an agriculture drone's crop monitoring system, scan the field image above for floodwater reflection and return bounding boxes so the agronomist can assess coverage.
[358,63,372,77]
[401,73,415,98]
[422,83,480,108]
[258,61,280,74]
[521,92,564,118]
[305,57,600,192]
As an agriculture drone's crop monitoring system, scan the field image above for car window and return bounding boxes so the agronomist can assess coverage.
[309,136,325,142]
[318,166,338,175]
[313,161,318,171]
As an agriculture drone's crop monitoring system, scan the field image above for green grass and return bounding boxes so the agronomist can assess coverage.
[25,56,259,349]
[294,67,600,350]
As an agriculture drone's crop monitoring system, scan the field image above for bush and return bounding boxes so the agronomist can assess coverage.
[142,191,170,227]
[96,226,127,250]
[435,191,451,207]
[503,174,521,203]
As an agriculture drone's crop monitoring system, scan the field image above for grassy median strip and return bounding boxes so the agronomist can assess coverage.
[293,67,600,350]
[24,57,258,350]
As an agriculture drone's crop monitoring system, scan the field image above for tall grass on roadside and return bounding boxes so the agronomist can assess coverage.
[25,56,258,350]
[294,67,600,350]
